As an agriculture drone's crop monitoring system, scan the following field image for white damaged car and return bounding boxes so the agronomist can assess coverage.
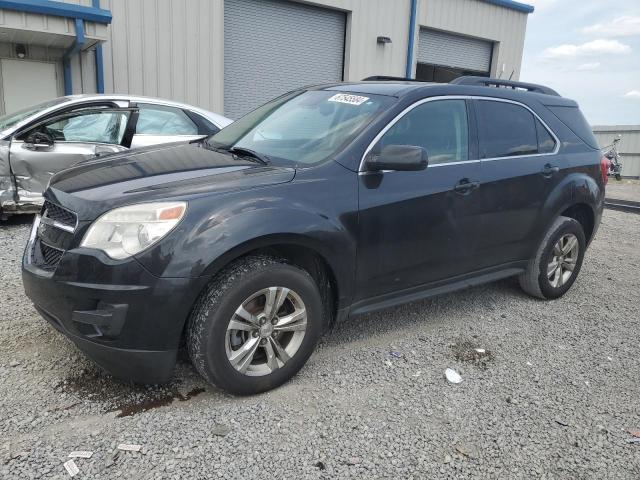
[0,95,232,219]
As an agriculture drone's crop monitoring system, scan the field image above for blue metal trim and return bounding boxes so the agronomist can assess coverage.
[405,0,418,78]
[0,0,112,23]
[92,0,105,94]
[63,18,86,95]
[479,0,534,14]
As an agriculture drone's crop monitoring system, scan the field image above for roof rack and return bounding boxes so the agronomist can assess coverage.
[450,76,560,96]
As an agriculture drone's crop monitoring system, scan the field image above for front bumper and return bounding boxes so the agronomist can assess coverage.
[22,230,209,384]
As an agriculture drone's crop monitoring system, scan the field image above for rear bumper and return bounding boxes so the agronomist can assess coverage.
[22,247,209,384]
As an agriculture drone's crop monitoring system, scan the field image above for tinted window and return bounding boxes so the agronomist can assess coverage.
[23,111,130,144]
[378,99,469,165]
[136,104,198,135]
[477,101,538,158]
[536,118,556,153]
[547,105,598,149]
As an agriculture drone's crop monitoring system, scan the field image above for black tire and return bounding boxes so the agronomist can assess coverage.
[519,216,586,300]
[187,255,323,395]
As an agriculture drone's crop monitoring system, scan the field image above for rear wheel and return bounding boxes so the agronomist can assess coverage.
[187,255,323,395]
[519,216,586,299]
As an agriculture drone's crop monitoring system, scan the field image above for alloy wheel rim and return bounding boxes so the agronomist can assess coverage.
[547,233,579,288]
[225,287,307,376]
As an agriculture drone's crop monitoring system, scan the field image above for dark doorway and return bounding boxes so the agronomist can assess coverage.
[416,63,490,83]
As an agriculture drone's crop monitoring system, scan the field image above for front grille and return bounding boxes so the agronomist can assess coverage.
[29,201,78,272]
[35,240,64,271]
[42,200,77,230]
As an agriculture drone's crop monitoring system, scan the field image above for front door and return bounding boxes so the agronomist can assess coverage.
[9,108,137,206]
[356,98,483,303]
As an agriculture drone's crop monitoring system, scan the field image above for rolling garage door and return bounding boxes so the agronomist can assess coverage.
[224,0,345,120]
[416,28,493,82]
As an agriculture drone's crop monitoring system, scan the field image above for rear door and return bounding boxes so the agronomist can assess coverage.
[129,103,210,148]
[473,99,561,267]
[356,98,484,302]
[9,108,137,206]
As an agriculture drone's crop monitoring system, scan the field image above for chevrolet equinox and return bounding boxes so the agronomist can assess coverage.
[22,77,606,395]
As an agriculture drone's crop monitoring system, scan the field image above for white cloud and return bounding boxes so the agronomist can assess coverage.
[577,62,601,70]
[625,90,640,99]
[582,16,640,37]
[542,39,631,59]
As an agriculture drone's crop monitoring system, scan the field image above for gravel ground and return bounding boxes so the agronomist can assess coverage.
[1,210,639,479]
[606,179,640,203]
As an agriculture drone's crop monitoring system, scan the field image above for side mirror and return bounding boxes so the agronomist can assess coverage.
[365,144,428,172]
[23,131,54,150]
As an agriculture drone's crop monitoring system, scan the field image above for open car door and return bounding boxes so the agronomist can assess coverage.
[8,107,138,209]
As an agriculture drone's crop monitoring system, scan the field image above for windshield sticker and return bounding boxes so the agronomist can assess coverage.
[328,93,370,106]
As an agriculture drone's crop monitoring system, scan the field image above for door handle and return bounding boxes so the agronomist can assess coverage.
[542,164,560,177]
[453,179,480,195]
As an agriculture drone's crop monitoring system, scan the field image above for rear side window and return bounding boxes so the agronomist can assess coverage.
[378,99,469,165]
[536,118,556,154]
[476,100,538,158]
[136,104,198,135]
[547,105,598,149]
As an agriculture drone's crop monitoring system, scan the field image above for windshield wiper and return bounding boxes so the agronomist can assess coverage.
[229,146,270,165]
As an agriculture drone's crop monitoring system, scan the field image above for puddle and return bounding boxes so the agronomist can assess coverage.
[54,366,206,417]
[450,340,494,370]
[115,387,206,418]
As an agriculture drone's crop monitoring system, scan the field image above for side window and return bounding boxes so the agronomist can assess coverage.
[535,118,556,154]
[378,99,469,165]
[22,111,130,144]
[476,101,538,158]
[136,104,198,135]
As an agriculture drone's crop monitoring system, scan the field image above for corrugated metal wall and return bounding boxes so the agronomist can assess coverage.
[65,0,528,115]
[417,0,528,79]
[97,0,224,113]
[594,126,640,178]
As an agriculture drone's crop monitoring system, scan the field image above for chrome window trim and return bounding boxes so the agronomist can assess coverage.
[358,95,560,172]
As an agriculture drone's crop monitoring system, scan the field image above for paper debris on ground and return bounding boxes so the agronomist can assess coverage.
[117,443,142,452]
[68,451,93,459]
[63,459,79,477]
[474,348,486,354]
[445,368,463,384]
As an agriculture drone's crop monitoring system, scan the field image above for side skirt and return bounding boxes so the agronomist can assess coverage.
[347,262,527,318]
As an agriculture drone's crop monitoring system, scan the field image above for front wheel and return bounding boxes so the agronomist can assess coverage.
[519,216,586,300]
[187,255,323,395]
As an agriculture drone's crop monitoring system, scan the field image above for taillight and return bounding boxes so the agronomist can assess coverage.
[600,156,610,185]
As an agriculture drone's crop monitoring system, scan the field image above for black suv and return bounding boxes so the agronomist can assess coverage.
[22,77,606,395]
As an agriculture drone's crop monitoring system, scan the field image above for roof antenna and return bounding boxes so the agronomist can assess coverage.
[508,70,515,80]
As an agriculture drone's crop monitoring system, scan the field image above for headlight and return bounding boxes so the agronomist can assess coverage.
[81,202,187,259]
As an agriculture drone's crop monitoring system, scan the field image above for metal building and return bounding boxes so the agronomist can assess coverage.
[593,125,640,179]
[0,0,533,119]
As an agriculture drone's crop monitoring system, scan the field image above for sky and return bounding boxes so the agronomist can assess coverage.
[520,0,640,126]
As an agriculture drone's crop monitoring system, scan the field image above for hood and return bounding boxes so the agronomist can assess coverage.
[47,143,295,220]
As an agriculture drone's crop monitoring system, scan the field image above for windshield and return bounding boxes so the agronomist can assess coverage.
[0,97,67,132]
[207,90,394,167]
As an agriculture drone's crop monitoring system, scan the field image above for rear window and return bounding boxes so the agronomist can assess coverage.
[547,105,599,149]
